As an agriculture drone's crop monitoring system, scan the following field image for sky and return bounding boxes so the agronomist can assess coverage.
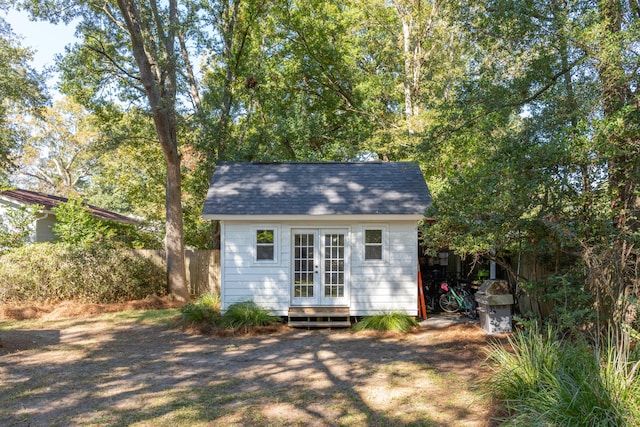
[4,8,77,77]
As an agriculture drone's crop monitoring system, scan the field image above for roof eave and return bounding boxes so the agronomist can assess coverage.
[203,213,428,221]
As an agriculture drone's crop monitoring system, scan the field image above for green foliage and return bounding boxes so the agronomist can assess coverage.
[0,14,47,177]
[179,293,221,324]
[14,98,101,195]
[524,273,595,332]
[486,325,640,426]
[52,197,110,245]
[0,242,166,304]
[352,312,419,333]
[51,198,159,248]
[221,301,280,332]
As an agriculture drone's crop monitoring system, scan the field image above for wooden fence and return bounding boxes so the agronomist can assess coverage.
[135,249,220,297]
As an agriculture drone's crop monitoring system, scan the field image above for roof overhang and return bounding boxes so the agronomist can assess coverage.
[203,214,432,222]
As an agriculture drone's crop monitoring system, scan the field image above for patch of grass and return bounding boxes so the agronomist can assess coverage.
[352,311,419,333]
[221,301,280,332]
[114,308,180,325]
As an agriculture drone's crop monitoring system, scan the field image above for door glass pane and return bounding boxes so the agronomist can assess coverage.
[294,233,314,298]
[323,233,345,299]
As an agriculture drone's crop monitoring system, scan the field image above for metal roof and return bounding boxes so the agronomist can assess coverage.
[202,162,432,218]
[0,189,138,224]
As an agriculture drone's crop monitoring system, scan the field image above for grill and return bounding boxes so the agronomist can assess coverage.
[475,280,514,334]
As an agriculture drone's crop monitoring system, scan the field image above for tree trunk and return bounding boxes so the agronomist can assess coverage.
[165,157,189,301]
[117,0,189,301]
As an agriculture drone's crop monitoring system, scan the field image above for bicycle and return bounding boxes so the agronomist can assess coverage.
[438,281,478,319]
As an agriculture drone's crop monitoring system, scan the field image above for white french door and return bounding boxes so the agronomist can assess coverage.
[291,229,349,306]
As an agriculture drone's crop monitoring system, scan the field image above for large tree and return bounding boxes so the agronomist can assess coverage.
[12,97,101,196]
[18,0,191,300]
[422,0,640,327]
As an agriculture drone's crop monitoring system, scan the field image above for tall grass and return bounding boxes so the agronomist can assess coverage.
[179,293,221,323]
[221,301,280,332]
[352,311,419,333]
[485,325,640,426]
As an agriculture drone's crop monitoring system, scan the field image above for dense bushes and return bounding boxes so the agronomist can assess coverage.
[0,243,166,304]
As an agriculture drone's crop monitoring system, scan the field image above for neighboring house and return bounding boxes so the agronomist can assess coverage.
[0,188,137,243]
[202,162,432,325]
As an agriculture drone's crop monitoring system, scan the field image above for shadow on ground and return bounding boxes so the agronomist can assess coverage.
[0,312,498,426]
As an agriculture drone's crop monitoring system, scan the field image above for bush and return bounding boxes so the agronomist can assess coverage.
[180,293,221,324]
[352,311,419,333]
[0,242,166,304]
[486,325,640,426]
[221,301,280,332]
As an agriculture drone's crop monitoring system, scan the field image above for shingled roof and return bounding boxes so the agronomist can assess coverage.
[0,189,138,224]
[202,162,432,218]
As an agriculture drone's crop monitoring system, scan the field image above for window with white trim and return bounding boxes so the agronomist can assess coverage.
[364,228,384,261]
[256,228,276,261]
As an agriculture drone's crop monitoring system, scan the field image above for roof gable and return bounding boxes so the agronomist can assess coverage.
[202,162,432,218]
[0,189,138,224]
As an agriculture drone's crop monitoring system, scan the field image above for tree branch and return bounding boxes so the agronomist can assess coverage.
[84,40,142,83]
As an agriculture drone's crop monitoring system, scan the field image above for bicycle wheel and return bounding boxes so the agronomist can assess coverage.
[462,294,478,319]
[425,295,435,311]
[439,293,460,313]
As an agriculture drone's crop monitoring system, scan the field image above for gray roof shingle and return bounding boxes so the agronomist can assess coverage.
[202,162,432,217]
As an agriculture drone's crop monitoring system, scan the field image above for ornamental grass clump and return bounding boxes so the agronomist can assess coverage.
[352,311,419,333]
[179,292,221,324]
[221,301,280,332]
[485,324,640,426]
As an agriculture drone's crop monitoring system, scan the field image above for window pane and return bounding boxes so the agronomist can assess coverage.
[257,245,274,260]
[257,229,274,243]
[365,229,382,244]
[365,246,382,260]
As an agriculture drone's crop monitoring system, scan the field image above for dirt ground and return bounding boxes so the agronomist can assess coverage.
[0,299,505,426]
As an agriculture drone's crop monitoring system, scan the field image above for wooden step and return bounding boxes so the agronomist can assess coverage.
[288,320,352,328]
[288,307,351,328]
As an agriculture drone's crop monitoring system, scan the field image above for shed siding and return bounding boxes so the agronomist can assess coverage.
[350,223,418,315]
[220,220,418,316]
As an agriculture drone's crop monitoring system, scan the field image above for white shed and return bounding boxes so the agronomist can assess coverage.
[202,162,432,326]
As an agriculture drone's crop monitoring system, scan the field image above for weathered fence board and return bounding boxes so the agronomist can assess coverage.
[135,249,220,297]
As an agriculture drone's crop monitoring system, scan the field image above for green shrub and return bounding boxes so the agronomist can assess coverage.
[180,293,221,324]
[486,325,640,426]
[0,242,166,304]
[352,311,419,333]
[221,301,280,332]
